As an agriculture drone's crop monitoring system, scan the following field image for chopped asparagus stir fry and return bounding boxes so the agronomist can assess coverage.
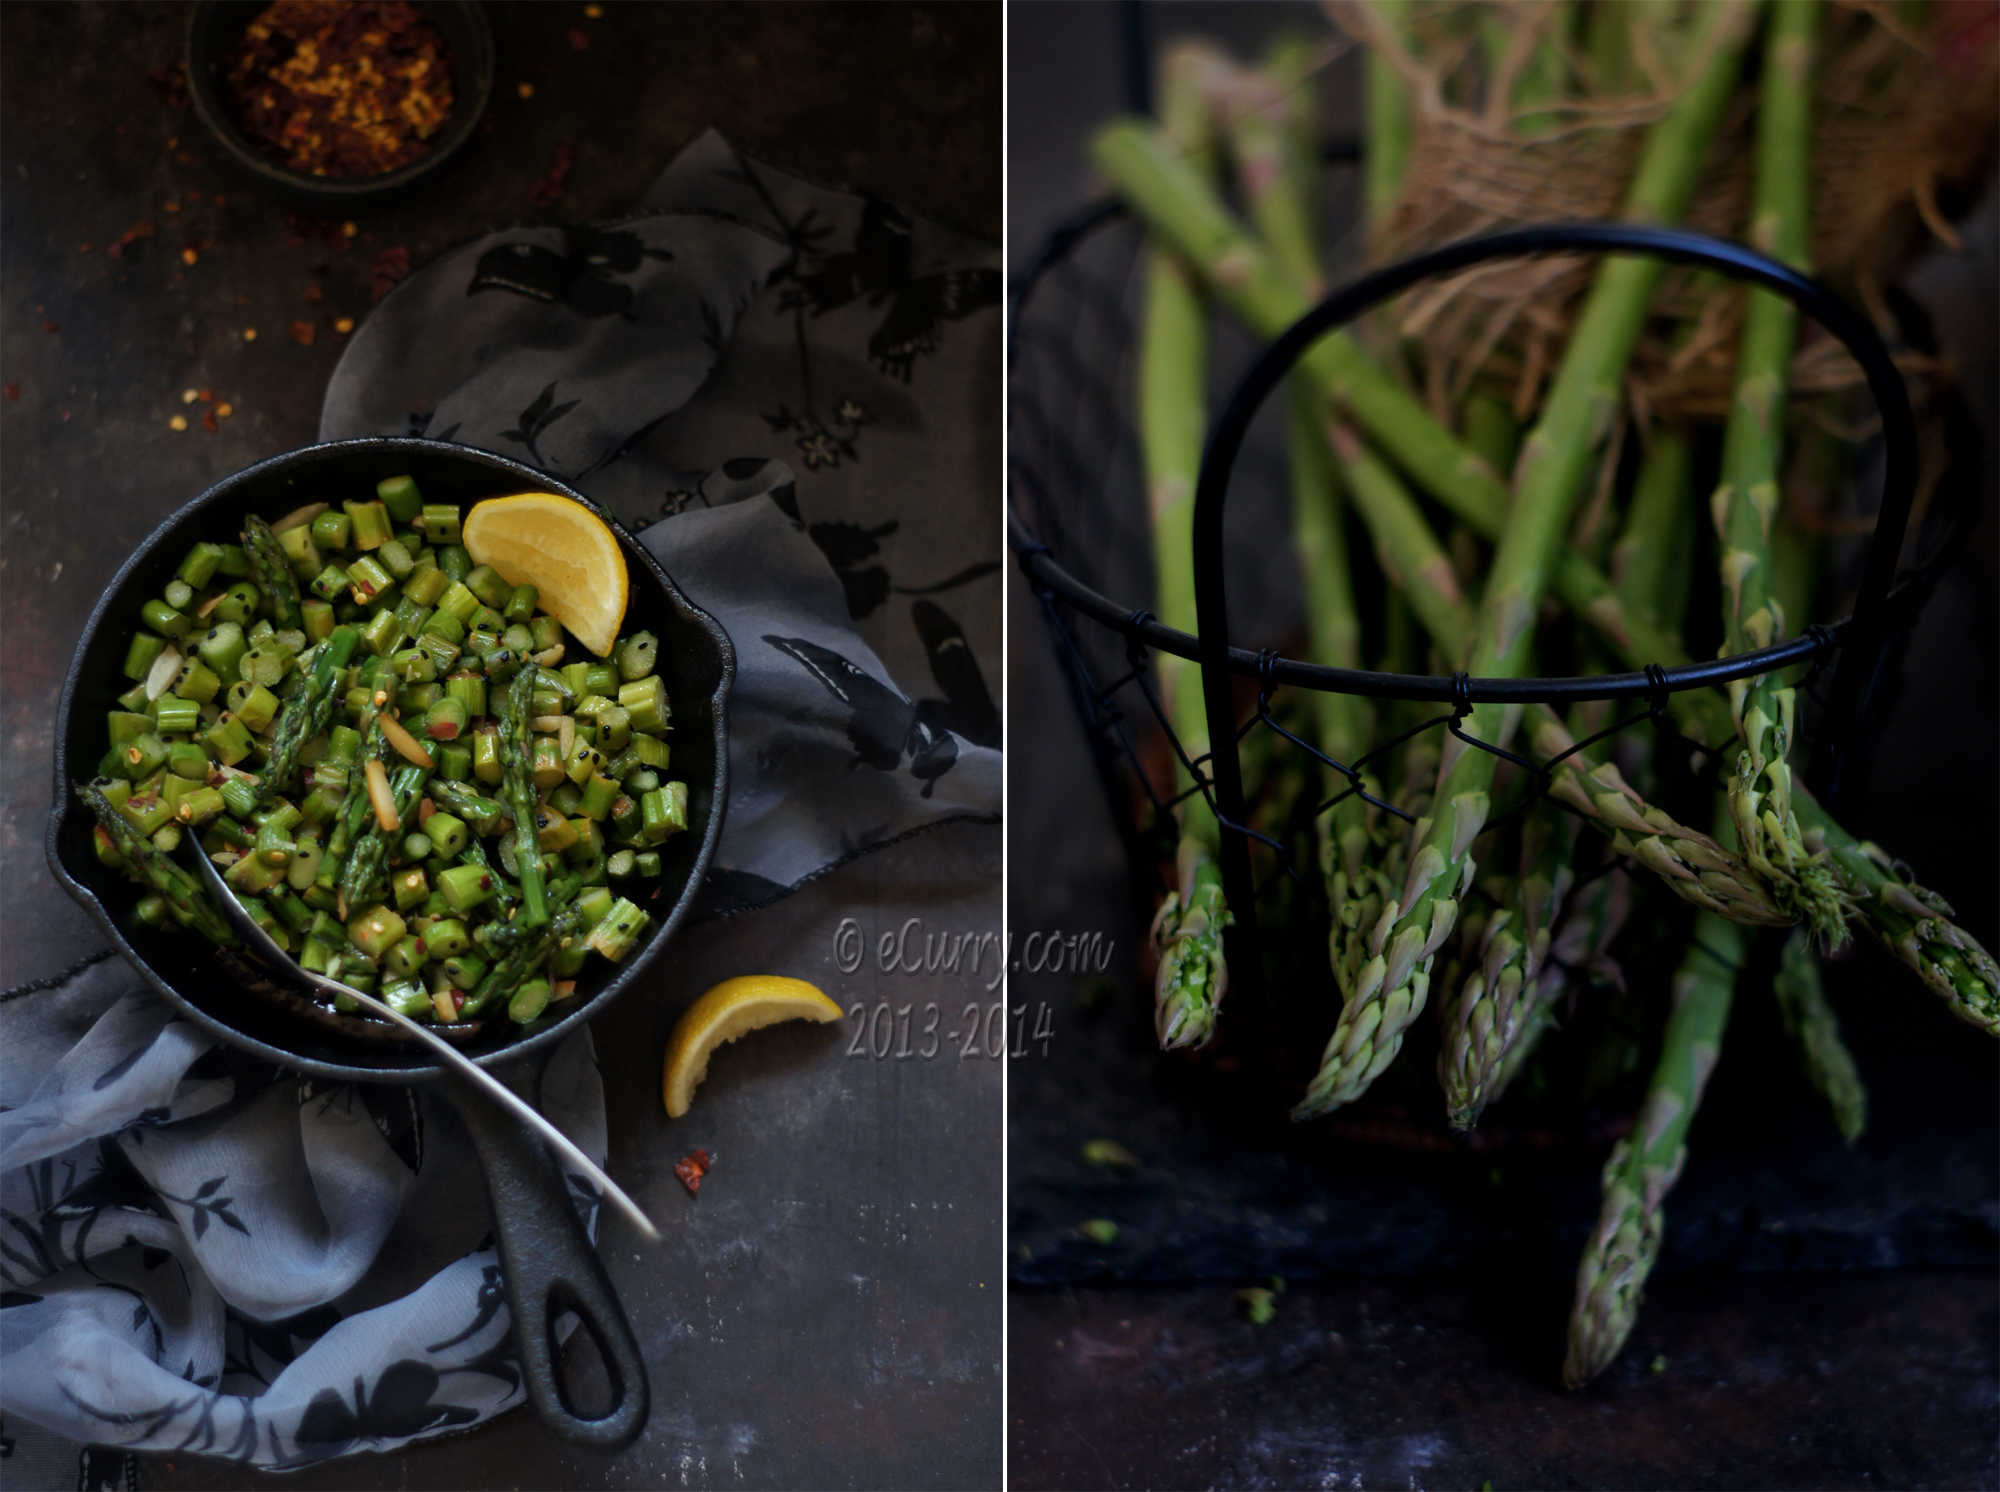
[85,477,682,1023]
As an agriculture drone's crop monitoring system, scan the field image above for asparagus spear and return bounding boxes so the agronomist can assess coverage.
[1292,8,1761,1115]
[1565,898,1745,1388]
[499,664,550,930]
[1485,865,1634,1107]
[1294,733,1440,1119]
[1141,42,1234,1051]
[337,761,432,917]
[1436,803,1578,1129]
[1795,794,2000,1036]
[242,514,304,633]
[254,625,360,807]
[1530,706,1790,926]
[77,780,238,946]
[1710,0,1849,947]
[1362,0,1412,231]
[1772,926,1866,1143]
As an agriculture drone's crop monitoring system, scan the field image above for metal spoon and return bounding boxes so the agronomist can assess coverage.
[180,842,661,1242]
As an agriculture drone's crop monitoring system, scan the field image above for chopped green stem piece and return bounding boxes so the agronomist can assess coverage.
[242,515,305,631]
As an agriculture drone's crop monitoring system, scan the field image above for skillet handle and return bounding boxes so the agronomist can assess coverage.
[437,1066,649,1452]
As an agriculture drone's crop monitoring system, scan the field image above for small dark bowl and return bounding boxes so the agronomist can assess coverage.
[47,439,732,1085]
[184,0,496,213]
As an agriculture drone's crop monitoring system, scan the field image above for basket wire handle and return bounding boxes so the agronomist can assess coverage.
[1187,222,1921,988]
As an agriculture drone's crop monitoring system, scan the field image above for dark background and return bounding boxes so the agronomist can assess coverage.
[1,4,1002,1488]
[1007,3,1999,1488]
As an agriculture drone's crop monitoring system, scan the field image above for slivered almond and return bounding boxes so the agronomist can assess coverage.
[378,712,435,767]
[365,758,399,831]
[271,502,327,534]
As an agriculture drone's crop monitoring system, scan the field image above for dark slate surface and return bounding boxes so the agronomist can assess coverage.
[1007,0,1998,1483]
[1,5,1001,1487]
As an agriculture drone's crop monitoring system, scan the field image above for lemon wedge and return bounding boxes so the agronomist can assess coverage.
[462,492,629,657]
[662,976,844,1117]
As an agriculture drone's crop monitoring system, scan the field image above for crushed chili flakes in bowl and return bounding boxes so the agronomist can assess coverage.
[223,1,454,179]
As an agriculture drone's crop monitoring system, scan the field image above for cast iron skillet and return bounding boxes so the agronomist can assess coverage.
[46,439,733,1452]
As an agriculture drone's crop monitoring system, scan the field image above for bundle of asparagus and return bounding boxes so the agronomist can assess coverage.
[1089,0,1996,1385]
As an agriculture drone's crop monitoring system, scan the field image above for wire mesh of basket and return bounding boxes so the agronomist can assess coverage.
[1008,186,1984,1008]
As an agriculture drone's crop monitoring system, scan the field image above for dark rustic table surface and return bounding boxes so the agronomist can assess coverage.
[1007,3,1999,1488]
[1,4,1002,1488]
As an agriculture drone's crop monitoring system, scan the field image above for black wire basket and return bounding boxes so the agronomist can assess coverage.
[1009,191,1982,1019]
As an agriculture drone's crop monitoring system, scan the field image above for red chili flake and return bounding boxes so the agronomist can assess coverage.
[478,875,492,891]
[567,26,590,49]
[41,320,59,335]
[224,1,455,178]
[674,1150,711,1197]
[528,140,575,207]
[175,152,196,166]
[197,388,216,402]
[202,408,218,433]
[78,244,92,253]
[283,213,352,250]
[163,200,182,214]
[302,282,325,303]
[148,63,191,112]
[107,220,157,258]
[370,245,411,304]
[3,384,17,401]
[452,989,466,1012]
[289,320,316,346]
[60,408,71,421]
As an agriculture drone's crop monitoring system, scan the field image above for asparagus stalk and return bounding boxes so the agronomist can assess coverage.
[1531,706,1791,926]
[1486,865,1634,1106]
[78,780,238,946]
[1436,803,1578,1129]
[1088,2,1758,737]
[1566,895,1745,1388]
[1795,794,2000,1036]
[1292,9,1760,1115]
[500,664,550,930]
[1362,0,1412,232]
[1710,0,1849,947]
[1772,926,1866,1143]
[242,514,304,633]
[254,625,360,807]
[1141,43,1232,1050]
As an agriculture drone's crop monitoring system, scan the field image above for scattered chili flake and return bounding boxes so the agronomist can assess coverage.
[289,320,316,346]
[41,320,58,335]
[107,220,157,258]
[302,281,324,303]
[244,327,258,341]
[584,3,603,16]
[59,408,71,422]
[333,316,355,334]
[176,152,196,166]
[673,1149,712,1197]
[516,81,535,99]
[148,62,191,111]
[223,1,455,178]
[198,389,216,402]
[3,384,18,402]
[528,140,575,207]
[371,244,410,303]
[568,26,589,50]
[182,248,199,265]
[77,244,92,253]
[163,200,181,214]
[202,408,219,433]
[342,220,358,238]
[216,402,234,418]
